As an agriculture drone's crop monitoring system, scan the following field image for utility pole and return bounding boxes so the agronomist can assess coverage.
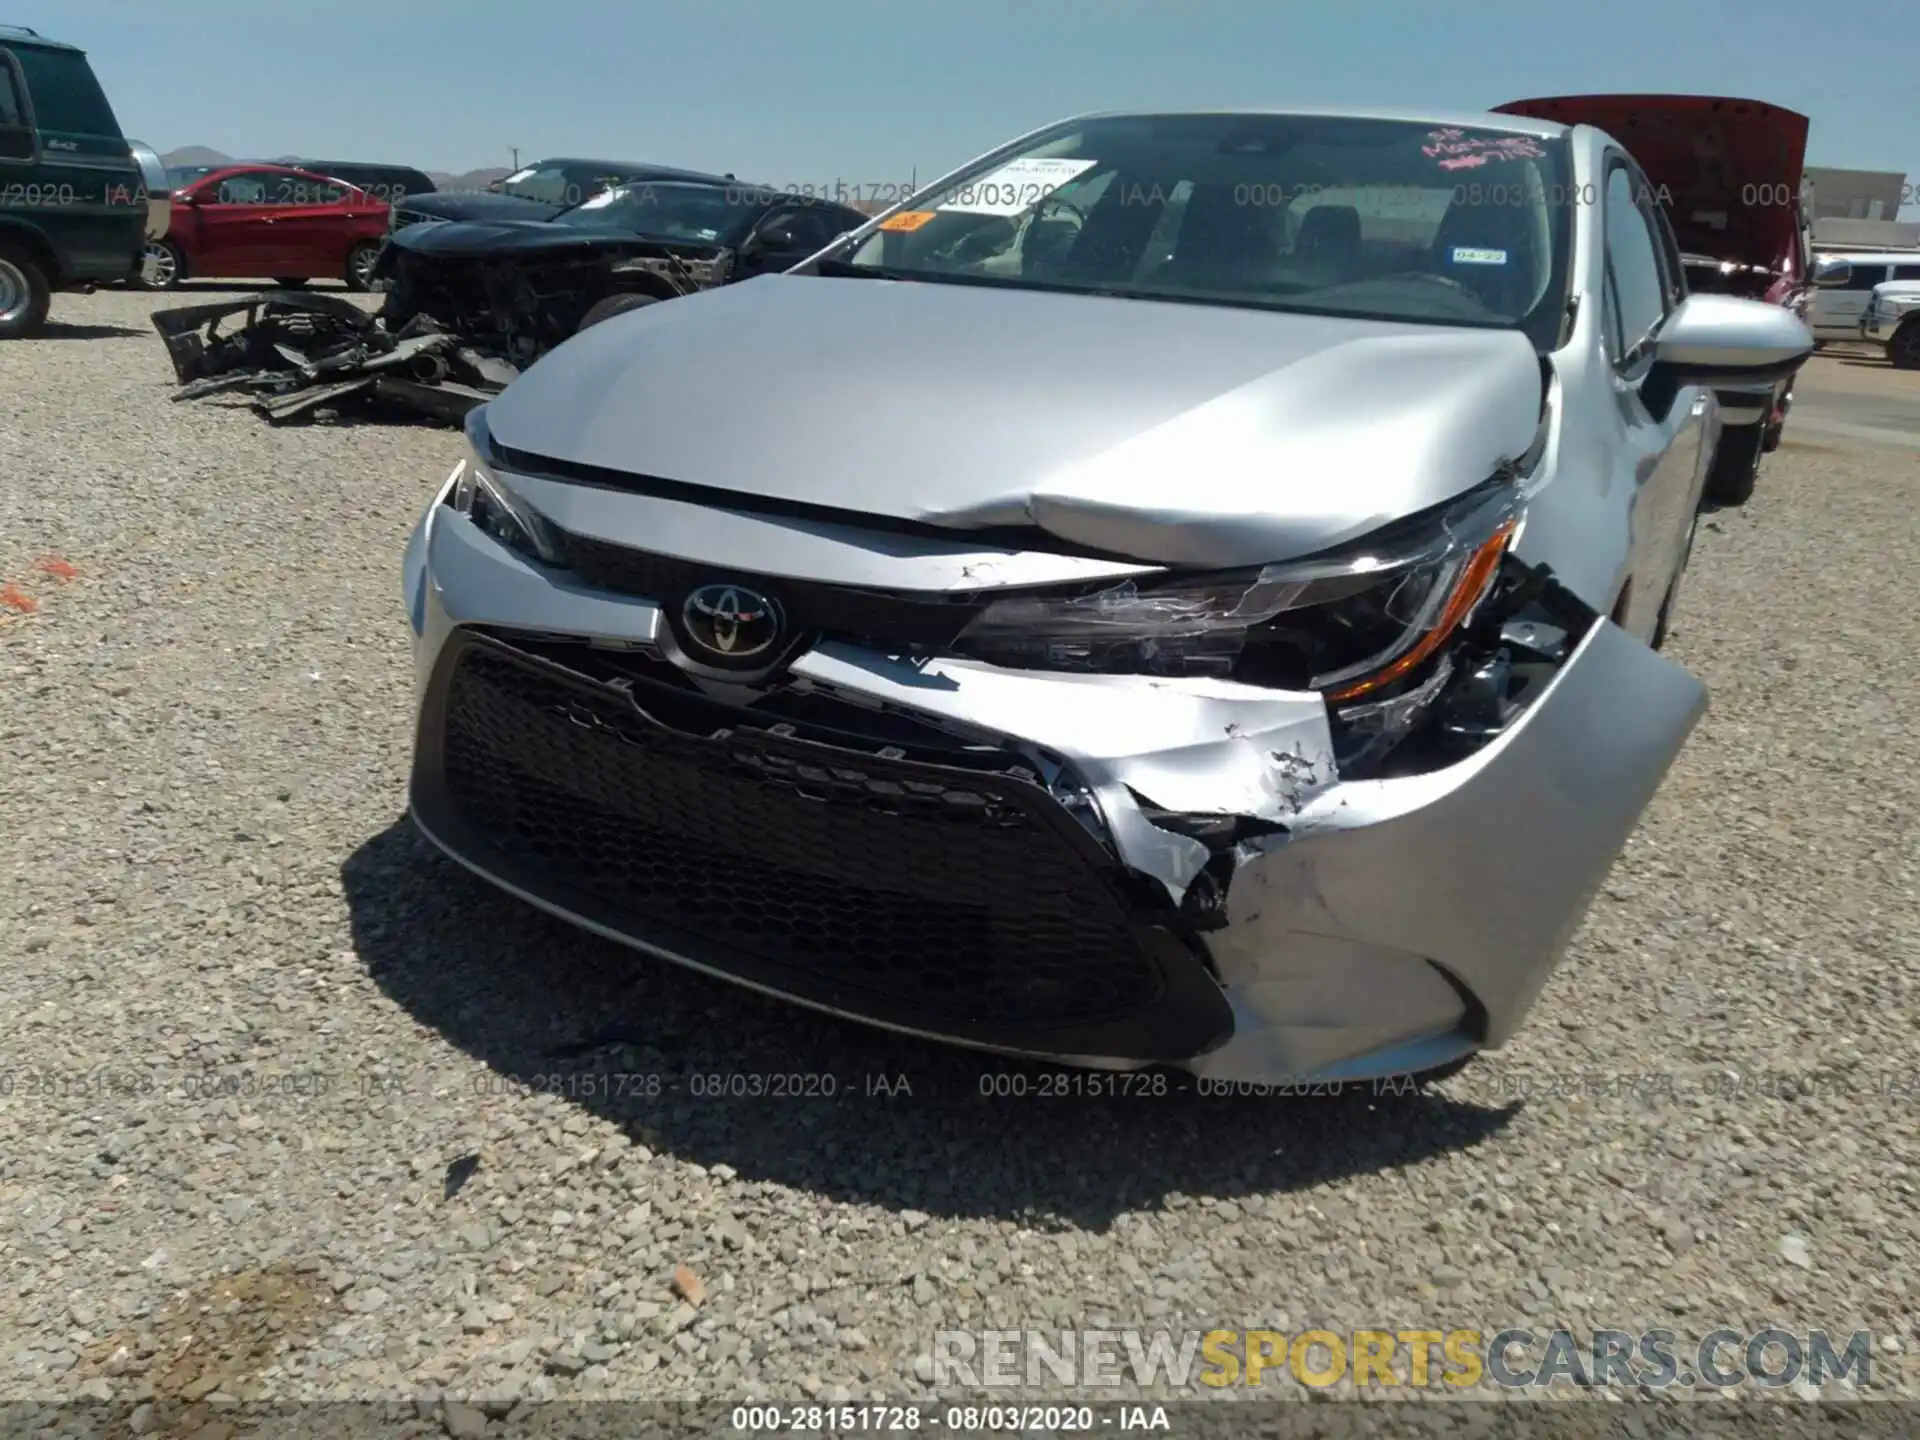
[510,146,520,170]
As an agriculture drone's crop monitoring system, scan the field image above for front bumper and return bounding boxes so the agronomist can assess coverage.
[401,477,1706,1084]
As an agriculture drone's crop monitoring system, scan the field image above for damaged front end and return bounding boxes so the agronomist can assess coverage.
[375,241,723,366]
[406,442,1708,1084]
[788,544,1701,1083]
[804,488,1705,1080]
[152,294,520,425]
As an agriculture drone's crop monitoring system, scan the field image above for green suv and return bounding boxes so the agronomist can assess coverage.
[0,24,167,337]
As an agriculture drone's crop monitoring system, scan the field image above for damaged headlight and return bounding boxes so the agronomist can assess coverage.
[949,481,1520,703]
[444,411,564,565]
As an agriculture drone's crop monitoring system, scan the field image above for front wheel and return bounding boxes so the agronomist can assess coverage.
[139,239,184,291]
[343,241,382,293]
[1703,422,1763,507]
[576,291,661,332]
[1890,318,1920,371]
[0,244,51,338]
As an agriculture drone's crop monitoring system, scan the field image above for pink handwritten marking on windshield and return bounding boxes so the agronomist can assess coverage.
[1423,136,1544,159]
[1423,134,1546,171]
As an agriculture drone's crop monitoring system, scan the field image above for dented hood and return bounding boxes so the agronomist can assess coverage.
[389,218,616,257]
[396,191,566,225]
[389,217,729,263]
[483,275,1544,567]
[1496,94,1809,272]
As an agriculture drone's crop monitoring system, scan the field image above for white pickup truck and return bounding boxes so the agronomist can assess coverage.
[1859,278,1920,369]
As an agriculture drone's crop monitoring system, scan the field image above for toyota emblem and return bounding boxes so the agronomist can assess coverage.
[681,583,783,661]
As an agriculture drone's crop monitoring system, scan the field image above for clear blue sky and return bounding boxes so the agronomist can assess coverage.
[16,0,1919,215]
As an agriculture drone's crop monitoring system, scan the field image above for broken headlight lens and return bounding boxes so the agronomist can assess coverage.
[949,482,1519,699]
[445,455,563,565]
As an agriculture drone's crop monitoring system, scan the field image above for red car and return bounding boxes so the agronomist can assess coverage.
[1494,95,1819,505]
[143,163,390,292]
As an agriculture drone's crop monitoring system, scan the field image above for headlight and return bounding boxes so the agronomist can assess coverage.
[443,410,565,565]
[949,481,1519,703]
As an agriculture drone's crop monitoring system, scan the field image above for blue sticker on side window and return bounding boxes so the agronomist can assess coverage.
[1451,246,1508,265]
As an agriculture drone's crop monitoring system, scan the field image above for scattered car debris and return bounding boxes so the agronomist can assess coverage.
[151,292,520,425]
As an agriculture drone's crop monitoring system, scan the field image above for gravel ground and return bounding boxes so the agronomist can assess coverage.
[1,288,1916,1424]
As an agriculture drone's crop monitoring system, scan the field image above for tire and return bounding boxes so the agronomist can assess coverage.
[273,277,312,288]
[576,292,661,332]
[1761,386,1786,453]
[139,239,184,291]
[1703,421,1763,507]
[343,241,382,293]
[1890,318,1920,372]
[0,243,52,339]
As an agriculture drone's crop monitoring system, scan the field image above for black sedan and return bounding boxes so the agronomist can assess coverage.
[373,180,869,362]
[389,158,737,229]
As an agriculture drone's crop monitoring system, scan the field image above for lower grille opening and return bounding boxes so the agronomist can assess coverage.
[427,634,1200,1035]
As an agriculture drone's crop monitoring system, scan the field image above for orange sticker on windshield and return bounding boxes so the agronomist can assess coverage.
[879,210,937,232]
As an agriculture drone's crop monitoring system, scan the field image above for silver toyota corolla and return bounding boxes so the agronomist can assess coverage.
[401,108,1812,1084]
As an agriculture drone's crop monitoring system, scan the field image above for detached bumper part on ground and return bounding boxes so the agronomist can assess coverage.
[402,455,1708,1085]
[151,294,522,425]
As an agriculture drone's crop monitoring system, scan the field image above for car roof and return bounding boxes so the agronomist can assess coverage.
[1048,105,1569,139]
[295,160,434,176]
[541,156,668,167]
[194,162,369,186]
[0,24,83,52]
[617,177,741,191]
[610,178,856,207]
[535,157,733,180]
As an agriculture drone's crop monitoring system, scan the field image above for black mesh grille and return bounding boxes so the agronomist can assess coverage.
[434,638,1170,1027]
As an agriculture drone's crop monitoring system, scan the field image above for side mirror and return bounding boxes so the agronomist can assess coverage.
[1811,256,1851,287]
[757,226,798,251]
[1641,293,1814,420]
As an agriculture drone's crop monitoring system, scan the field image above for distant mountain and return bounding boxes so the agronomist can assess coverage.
[160,145,232,168]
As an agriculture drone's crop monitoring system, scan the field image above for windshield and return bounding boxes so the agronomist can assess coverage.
[498,164,582,203]
[554,183,758,243]
[827,113,1573,346]
[498,163,625,206]
[165,164,221,188]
